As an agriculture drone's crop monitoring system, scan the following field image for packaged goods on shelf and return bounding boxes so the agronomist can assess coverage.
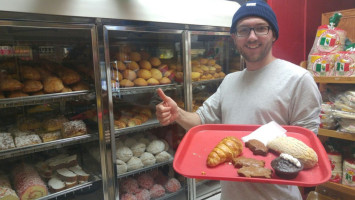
[334,51,355,76]
[342,158,355,187]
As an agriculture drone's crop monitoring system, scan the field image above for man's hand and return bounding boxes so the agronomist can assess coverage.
[155,88,179,126]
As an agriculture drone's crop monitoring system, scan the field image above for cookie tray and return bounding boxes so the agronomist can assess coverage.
[173,124,331,187]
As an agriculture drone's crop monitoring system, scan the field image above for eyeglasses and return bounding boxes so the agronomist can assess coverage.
[235,26,271,37]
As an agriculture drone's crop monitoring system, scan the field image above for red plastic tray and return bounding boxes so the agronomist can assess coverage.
[173,124,331,187]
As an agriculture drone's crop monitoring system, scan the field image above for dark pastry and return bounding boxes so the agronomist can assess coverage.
[271,153,304,179]
[245,139,268,156]
[232,156,265,168]
[237,166,272,178]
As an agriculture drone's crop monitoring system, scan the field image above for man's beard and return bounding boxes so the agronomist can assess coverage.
[237,40,273,63]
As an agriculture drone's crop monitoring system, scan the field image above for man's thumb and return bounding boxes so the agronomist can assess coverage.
[157,88,169,102]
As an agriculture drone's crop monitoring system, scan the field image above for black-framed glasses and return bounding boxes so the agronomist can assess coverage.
[235,26,271,37]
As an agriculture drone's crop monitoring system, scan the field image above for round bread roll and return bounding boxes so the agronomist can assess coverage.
[120,79,134,87]
[155,151,172,163]
[43,76,64,93]
[191,72,201,81]
[0,78,24,91]
[21,66,41,80]
[159,77,171,85]
[134,114,149,123]
[31,90,44,95]
[127,118,142,127]
[116,146,133,162]
[116,159,128,174]
[150,68,162,80]
[140,152,156,166]
[213,73,220,79]
[191,60,200,67]
[22,80,43,93]
[219,72,226,78]
[147,139,165,155]
[147,78,159,86]
[122,70,137,81]
[112,70,123,81]
[209,66,216,74]
[201,65,209,74]
[127,61,140,71]
[61,86,72,93]
[127,157,144,171]
[192,66,203,73]
[149,57,161,67]
[8,91,29,98]
[134,78,148,86]
[116,52,129,61]
[214,64,222,72]
[111,61,126,71]
[129,52,141,62]
[140,108,152,118]
[131,142,146,157]
[124,137,137,148]
[207,59,216,66]
[200,58,208,65]
[137,69,152,80]
[71,81,89,91]
[139,60,152,70]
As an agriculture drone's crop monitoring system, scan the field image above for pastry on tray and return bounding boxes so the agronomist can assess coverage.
[206,136,243,167]
[271,153,304,179]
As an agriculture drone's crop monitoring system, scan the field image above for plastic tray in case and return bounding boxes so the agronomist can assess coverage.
[173,124,331,187]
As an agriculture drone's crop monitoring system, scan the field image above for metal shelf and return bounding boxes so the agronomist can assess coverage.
[112,84,181,96]
[117,158,174,179]
[37,174,102,200]
[0,91,95,108]
[192,78,223,87]
[0,134,98,160]
[318,128,355,141]
[115,119,162,137]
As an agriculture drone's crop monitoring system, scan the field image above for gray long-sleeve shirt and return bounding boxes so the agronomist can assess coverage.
[196,59,322,200]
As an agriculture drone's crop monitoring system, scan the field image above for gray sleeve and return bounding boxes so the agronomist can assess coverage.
[289,72,322,134]
[196,86,222,125]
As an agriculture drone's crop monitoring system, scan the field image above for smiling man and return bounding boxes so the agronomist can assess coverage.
[156,0,322,199]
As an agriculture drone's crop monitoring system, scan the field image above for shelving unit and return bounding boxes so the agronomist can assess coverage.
[318,129,355,141]
[314,76,355,197]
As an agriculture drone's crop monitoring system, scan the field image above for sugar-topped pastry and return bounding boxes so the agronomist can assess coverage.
[61,120,87,138]
[15,134,42,147]
[0,132,15,150]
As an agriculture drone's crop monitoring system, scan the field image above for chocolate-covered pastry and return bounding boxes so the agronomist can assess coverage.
[245,139,268,156]
[232,156,265,168]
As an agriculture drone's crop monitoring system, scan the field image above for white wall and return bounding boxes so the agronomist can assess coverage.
[0,0,240,27]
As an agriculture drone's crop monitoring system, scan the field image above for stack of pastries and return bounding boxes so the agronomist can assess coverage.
[0,59,90,99]
[111,48,183,88]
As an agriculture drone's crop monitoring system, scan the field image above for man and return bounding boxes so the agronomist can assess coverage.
[156,0,322,199]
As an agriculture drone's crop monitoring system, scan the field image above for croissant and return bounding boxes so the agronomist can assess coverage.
[207,136,243,167]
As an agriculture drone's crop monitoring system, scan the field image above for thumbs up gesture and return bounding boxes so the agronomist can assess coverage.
[155,88,179,126]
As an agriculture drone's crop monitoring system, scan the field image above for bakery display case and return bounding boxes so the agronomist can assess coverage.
[0,19,104,199]
[187,31,241,199]
[102,24,189,200]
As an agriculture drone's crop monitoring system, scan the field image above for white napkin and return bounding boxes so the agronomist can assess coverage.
[241,121,287,146]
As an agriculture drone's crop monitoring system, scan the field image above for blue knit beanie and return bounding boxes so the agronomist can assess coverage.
[230,0,279,39]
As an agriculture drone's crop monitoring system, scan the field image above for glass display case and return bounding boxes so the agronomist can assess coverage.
[0,20,104,199]
[0,13,241,200]
[187,31,241,199]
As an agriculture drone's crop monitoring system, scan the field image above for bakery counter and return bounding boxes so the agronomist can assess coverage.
[112,83,181,97]
[0,134,97,160]
[0,90,94,109]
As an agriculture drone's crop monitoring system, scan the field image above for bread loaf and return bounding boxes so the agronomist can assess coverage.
[206,136,243,167]
[267,136,318,169]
